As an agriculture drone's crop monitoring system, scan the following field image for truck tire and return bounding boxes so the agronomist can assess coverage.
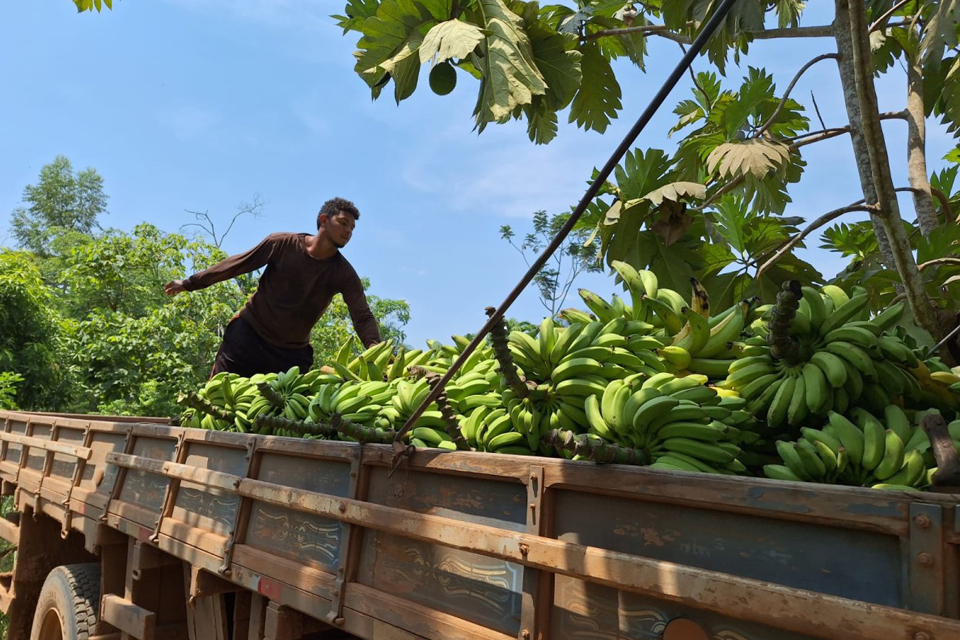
[30,563,101,640]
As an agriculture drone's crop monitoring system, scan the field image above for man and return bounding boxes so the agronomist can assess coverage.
[164,197,381,377]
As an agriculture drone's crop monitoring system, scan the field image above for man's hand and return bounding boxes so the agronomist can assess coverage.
[164,280,187,296]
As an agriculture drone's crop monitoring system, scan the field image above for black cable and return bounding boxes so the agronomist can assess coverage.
[392,0,742,453]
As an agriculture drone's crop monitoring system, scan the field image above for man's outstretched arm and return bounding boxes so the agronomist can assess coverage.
[164,235,278,296]
[342,275,382,348]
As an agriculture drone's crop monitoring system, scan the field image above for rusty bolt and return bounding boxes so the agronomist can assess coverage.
[914,632,931,640]
[338,567,345,575]
[529,472,537,480]
[338,503,347,513]
[350,471,357,478]
[918,553,934,567]
[334,617,345,626]
[519,543,530,555]
[521,630,531,639]
[529,503,536,510]
[333,589,340,597]
[914,514,932,529]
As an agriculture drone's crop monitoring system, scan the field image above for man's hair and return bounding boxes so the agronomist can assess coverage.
[317,197,360,229]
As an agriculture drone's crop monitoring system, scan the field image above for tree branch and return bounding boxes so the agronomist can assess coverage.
[585,24,691,43]
[920,258,960,271]
[869,0,914,32]
[757,54,839,137]
[904,51,940,236]
[756,202,876,278]
[586,23,834,44]
[895,186,953,221]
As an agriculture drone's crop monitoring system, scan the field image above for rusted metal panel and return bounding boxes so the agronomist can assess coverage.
[244,453,352,571]
[50,424,88,481]
[81,431,128,493]
[356,466,528,637]
[551,575,822,640]
[551,488,906,608]
[117,436,178,514]
[170,442,247,536]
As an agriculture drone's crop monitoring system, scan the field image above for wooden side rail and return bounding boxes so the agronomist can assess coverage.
[0,431,92,460]
[104,452,960,640]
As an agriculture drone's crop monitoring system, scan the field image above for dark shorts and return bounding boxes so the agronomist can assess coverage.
[211,316,313,378]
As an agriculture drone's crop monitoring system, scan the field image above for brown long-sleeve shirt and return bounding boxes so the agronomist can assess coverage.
[183,233,381,349]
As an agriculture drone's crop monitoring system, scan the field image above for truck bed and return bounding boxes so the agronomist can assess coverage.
[0,408,958,640]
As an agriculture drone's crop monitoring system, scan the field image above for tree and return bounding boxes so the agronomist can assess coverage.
[500,209,602,317]
[0,251,66,411]
[334,1,960,356]
[9,156,107,258]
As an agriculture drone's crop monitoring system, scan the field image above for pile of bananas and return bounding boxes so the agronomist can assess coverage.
[176,268,960,493]
[572,261,754,379]
[722,283,922,433]
[179,368,337,433]
[765,406,960,489]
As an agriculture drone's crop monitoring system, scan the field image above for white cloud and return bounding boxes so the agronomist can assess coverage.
[399,130,599,219]
[156,105,219,141]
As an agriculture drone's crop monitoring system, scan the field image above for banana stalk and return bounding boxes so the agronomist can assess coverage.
[542,429,648,465]
[178,391,234,423]
[486,308,530,399]
[256,415,335,438]
[257,382,287,409]
[768,280,802,365]
[330,414,396,444]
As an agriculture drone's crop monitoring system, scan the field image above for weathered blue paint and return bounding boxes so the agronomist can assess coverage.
[553,490,904,608]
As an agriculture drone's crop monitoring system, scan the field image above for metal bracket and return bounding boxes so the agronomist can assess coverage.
[218,437,259,575]
[148,432,187,543]
[62,423,93,539]
[907,502,944,615]
[101,428,136,524]
[519,465,545,640]
[327,445,362,624]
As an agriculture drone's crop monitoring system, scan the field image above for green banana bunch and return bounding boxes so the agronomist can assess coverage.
[764,407,949,490]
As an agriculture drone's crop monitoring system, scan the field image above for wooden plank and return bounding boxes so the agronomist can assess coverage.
[0,515,19,546]
[0,431,92,460]
[100,594,156,640]
[344,583,511,640]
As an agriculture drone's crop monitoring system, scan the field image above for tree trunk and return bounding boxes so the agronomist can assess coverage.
[835,0,942,340]
[906,45,940,236]
[832,2,898,273]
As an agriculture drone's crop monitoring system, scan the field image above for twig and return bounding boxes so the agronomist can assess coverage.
[894,186,954,220]
[757,54,838,137]
[756,202,877,277]
[810,91,827,130]
[791,127,852,148]
[869,0,914,33]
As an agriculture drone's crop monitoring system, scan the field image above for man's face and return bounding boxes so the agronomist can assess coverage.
[324,211,355,248]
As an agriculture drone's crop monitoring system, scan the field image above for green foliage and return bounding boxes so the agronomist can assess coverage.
[0,373,24,410]
[0,252,66,411]
[500,210,602,317]
[9,156,107,258]
[73,0,113,11]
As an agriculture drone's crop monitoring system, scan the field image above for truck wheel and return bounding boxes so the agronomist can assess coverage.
[30,563,101,640]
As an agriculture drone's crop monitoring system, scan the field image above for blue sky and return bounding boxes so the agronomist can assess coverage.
[0,1,955,348]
